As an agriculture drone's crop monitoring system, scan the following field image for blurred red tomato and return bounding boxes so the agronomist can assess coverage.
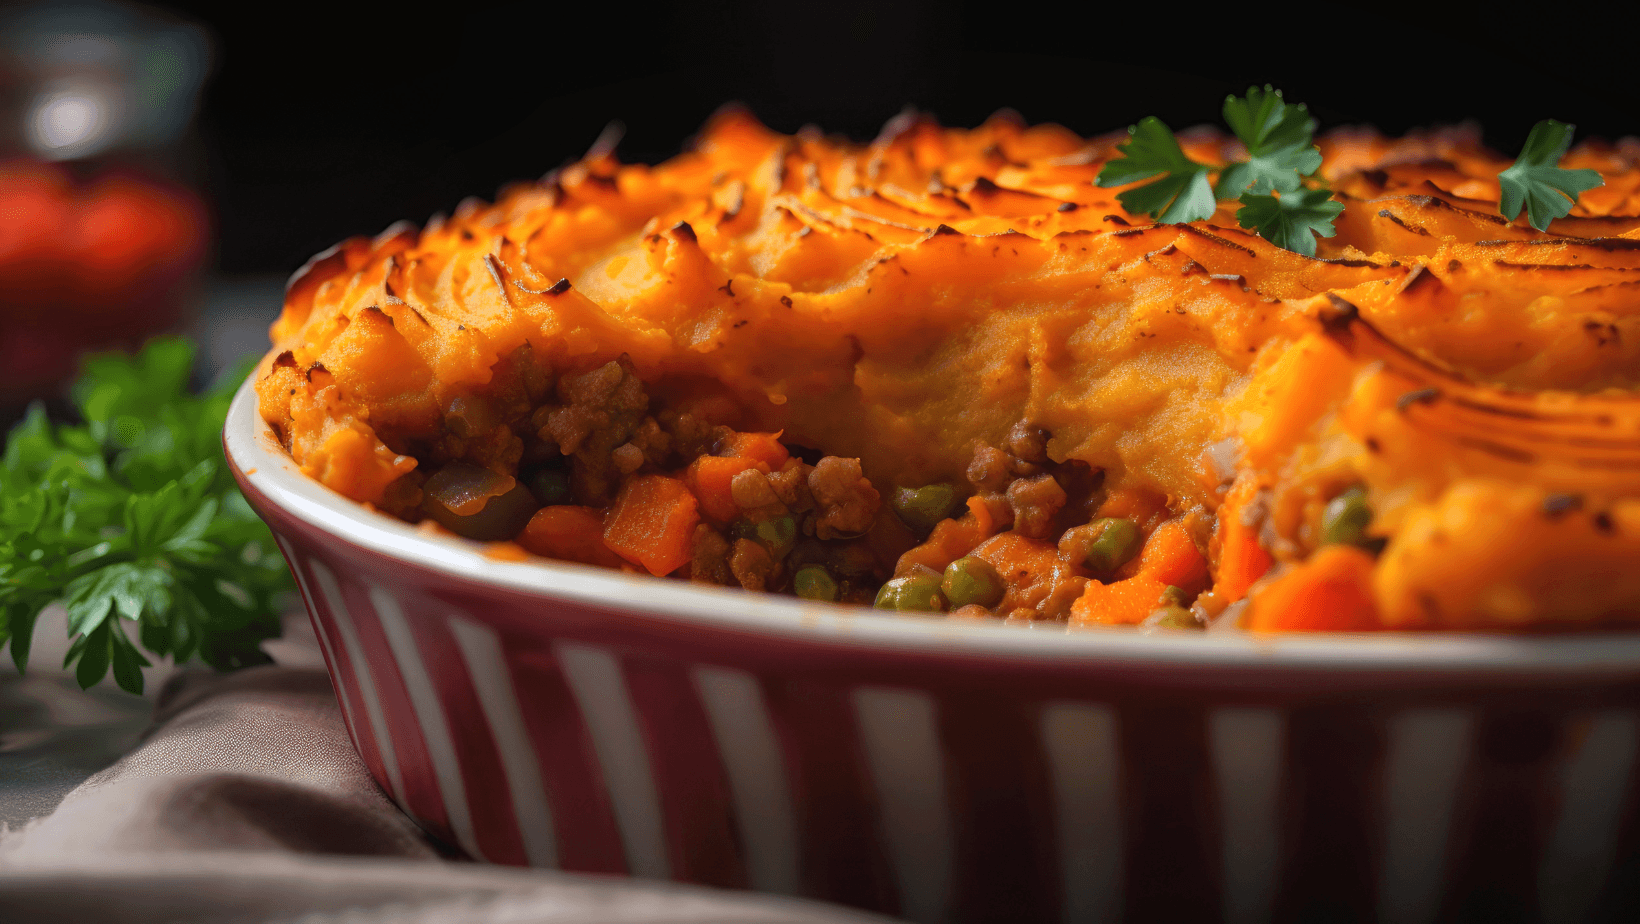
[73,173,207,308]
[0,159,207,406]
[0,160,73,312]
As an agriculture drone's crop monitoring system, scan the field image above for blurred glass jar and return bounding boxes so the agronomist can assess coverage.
[0,0,210,411]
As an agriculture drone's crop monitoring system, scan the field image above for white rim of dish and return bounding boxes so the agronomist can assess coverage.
[226,374,1640,676]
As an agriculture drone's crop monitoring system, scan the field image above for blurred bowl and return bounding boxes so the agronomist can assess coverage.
[225,373,1640,923]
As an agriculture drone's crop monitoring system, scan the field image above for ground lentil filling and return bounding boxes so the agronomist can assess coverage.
[352,347,1203,626]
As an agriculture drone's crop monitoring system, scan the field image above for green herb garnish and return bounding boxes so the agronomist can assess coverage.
[1213,85,1323,199]
[1095,116,1216,224]
[1236,187,1344,258]
[1,339,290,694]
[1096,86,1337,255]
[1498,119,1604,232]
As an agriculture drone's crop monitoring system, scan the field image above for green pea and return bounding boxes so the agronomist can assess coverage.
[1159,585,1189,608]
[1068,518,1141,574]
[1142,605,1201,631]
[1321,487,1373,547]
[874,566,948,613]
[733,515,798,560]
[891,484,962,532]
[527,468,572,505]
[794,565,839,602]
[941,556,1005,608]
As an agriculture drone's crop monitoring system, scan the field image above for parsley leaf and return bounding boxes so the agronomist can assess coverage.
[1095,116,1217,224]
[1214,85,1323,199]
[1235,187,1345,258]
[1,339,289,694]
[1097,89,1342,254]
[1498,119,1604,232]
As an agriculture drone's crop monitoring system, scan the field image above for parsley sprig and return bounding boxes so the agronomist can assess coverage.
[1,339,290,694]
[1094,117,1215,224]
[1096,86,1340,257]
[1498,119,1603,231]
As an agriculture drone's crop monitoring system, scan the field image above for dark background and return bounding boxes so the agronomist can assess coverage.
[151,0,1640,276]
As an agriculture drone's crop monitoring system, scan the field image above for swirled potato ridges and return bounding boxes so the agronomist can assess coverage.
[256,109,1640,631]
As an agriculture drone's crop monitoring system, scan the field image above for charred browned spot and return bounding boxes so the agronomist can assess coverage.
[1496,261,1602,271]
[1595,512,1616,534]
[1057,202,1078,212]
[511,275,567,296]
[670,221,697,243]
[1177,224,1258,257]
[1583,320,1622,347]
[1377,209,1432,237]
[1317,294,1359,331]
[1445,396,1552,422]
[1386,192,1509,225]
[1102,214,1130,226]
[1397,387,1441,411]
[1454,437,1538,464]
[361,305,394,327]
[305,362,329,382]
[273,350,297,369]
[1365,437,1381,453]
[482,254,507,293]
[719,279,735,297]
[930,223,963,237]
[1542,493,1583,518]
[780,295,794,308]
[1398,265,1446,296]
[1447,259,1462,272]
[1318,257,1381,268]
[1476,237,1640,253]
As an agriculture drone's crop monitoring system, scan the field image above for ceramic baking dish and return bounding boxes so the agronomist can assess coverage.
[226,375,1640,924]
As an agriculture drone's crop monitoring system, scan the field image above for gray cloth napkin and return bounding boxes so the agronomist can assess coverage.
[0,630,892,923]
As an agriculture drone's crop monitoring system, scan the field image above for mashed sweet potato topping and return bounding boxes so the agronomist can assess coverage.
[257,110,1640,631]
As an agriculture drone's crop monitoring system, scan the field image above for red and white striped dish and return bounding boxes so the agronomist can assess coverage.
[225,377,1640,924]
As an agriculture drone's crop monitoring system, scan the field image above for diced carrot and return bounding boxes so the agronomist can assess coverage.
[970,530,1061,611]
[602,475,700,576]
[894,495,997,577]
[518,506,624,569]
[685,455,761,523]
[1096,488,1171,533]
[723,430,789,469]
[1213,474,1274,603]
[1133,519,1210,595]
[1070,574,1170,626]
[1245,545,1379,632]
